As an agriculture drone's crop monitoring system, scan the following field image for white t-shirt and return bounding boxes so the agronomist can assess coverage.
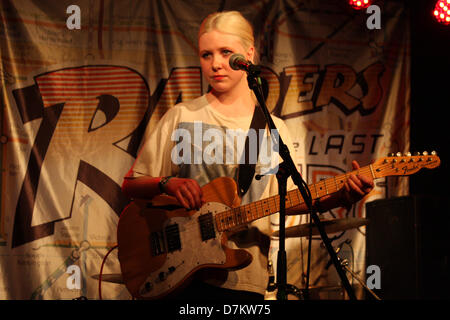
[130,94,296,295]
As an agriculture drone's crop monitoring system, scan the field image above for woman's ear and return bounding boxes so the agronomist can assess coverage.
[246,46,255,63]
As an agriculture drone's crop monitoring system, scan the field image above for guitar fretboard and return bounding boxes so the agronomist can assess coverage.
[214,165,375,232]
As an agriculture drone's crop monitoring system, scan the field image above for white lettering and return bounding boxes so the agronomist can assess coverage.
[66,265,81,290]
[366,5,381,30]
[66,5,81,30]
[366,264,381,289]
[170,125,280,169]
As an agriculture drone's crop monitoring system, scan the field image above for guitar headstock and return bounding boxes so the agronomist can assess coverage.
[372,151,441,178]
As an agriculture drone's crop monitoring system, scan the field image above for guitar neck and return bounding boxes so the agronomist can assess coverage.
[215,165,376,232]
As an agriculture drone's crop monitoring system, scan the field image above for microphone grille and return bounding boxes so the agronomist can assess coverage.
[229,53,245,70]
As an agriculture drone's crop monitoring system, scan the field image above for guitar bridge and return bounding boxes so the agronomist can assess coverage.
[150,223,182,256]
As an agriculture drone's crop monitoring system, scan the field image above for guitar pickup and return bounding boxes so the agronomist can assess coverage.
[165,224,181,252]
[198,212,216,241]
[150,231,166,256]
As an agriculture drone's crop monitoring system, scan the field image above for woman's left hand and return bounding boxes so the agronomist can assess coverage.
[340,160,375,208]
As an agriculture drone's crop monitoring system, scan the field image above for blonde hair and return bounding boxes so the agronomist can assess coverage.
[199,11,256,60]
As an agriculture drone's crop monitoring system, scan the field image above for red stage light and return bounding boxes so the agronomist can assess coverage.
[434,0,450,25]
[348,0,371,10]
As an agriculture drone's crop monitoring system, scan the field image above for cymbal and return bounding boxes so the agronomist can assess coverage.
[272,218,369,238]
[91,273,123,284]
[306,285,343,292]
[302,285,344,300]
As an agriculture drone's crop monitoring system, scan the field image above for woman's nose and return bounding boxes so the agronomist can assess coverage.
[211,55,223,71]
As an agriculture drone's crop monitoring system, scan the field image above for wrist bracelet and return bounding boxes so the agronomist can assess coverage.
[159,176,174,193]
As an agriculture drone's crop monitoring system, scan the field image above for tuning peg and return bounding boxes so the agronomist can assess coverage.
[396,152,402,157]
[404,152,412,157]
[422,151,428,156]
[431,151,437,155]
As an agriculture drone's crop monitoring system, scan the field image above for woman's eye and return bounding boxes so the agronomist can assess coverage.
[201,52,211,59]
[222,50,233,55]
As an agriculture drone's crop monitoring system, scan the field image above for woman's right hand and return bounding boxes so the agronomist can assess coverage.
[162,177,205,210]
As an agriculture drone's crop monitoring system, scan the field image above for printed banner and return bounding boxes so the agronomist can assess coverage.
[0,0,409,299]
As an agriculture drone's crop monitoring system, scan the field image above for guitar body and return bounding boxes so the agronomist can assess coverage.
[117,177,252,299]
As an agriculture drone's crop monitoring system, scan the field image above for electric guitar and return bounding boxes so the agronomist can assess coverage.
[117,152,440,299]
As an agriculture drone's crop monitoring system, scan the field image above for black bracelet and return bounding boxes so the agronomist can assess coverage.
[158,176,174,193]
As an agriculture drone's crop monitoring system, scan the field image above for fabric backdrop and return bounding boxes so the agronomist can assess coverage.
[0,0,409,299]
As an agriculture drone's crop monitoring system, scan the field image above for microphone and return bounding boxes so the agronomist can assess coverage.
[229,53,261,74]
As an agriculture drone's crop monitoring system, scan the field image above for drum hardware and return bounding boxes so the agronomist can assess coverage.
[266,259,304,300]
[270,218,369,300]
[266,258,344,300]
[340,259,381,300]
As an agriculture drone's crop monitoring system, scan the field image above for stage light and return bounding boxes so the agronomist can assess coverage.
[434,0,450,25]
[348,0,371,10]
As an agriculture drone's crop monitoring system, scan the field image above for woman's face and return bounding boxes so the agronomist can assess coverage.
[198,29,254,94]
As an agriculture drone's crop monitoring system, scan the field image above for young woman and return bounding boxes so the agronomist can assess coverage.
[122,11,374,300]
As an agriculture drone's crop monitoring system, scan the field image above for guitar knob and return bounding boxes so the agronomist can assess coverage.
[396,152,402,157]
[140,281,153,294]
[414,152,421,156]
[431,151,437,155]
[422,151,428,156]
[388,152,395,157]
[159,272,167,281]
[404,152,411,157]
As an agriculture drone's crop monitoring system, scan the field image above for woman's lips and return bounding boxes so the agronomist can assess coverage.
[212,75,226,80]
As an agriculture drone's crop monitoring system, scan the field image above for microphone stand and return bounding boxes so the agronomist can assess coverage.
[245,68,357,301]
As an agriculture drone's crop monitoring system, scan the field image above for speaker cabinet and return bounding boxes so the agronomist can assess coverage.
[366,195,450,299]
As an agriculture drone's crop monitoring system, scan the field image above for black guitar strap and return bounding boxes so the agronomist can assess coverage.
[237,105,267,196]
